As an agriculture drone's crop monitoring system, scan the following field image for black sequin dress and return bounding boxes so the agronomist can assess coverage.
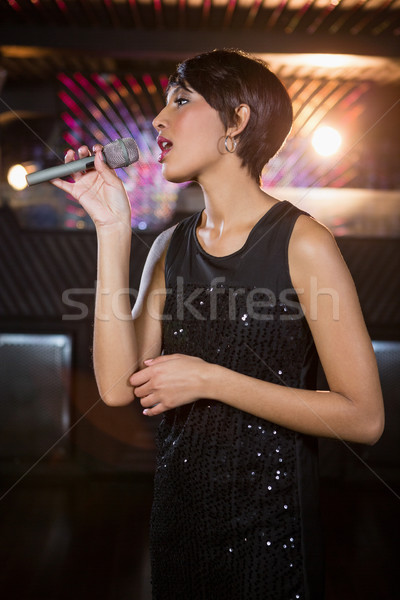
[150,200,324,600]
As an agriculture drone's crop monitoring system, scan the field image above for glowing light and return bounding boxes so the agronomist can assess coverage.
[299,54,354,68]
[312,126,342,157]
[7,164,28,190]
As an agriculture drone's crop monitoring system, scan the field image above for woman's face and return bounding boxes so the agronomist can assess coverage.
[152,84,226,183]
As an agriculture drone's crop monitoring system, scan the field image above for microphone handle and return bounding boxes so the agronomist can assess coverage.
[26,155,96,186]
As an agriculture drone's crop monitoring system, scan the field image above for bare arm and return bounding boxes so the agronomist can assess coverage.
[92,224,174,406]
[131,216,384,445]
[52,144,174,406]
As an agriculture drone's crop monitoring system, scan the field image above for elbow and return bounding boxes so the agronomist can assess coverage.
[365,411,385,446]
[344,388,385,445]
[356,407,385,446]
[100,388,134,407]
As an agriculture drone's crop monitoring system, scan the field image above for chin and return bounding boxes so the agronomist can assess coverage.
[162,166,194,185]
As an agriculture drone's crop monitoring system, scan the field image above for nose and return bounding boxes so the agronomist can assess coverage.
[152,106,167,132]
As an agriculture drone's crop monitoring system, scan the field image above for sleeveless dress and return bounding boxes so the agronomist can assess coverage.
[150,200,324,600]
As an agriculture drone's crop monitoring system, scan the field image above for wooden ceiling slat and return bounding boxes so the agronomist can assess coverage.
[329,0,372,33]
[285,0,317,33]
[244,0,263,28]
[301,81,355,137]
[350,0,393,33]
[53,0,77,25]
[291,79,335,135]
[223,0,238,27]
[102,0,122,27]
[127,0,143,27]
[0,0,399,34]
[307,0,345,34]
[178,0,186,28]
[266,0,290,29]
[152,0,165,27]
[77,0,101,25]
[201,0,212,24]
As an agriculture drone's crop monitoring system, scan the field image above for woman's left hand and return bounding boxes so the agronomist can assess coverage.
[130,354,210,416]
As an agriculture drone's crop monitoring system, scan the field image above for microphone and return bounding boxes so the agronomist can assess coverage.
[26,137,139,186]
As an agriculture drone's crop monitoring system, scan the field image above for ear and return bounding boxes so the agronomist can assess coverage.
[227,104,251,137]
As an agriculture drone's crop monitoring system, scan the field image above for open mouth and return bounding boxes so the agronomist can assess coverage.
[157,136,173,162]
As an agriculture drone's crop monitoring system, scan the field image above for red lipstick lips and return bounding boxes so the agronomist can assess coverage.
[157,136,173,163]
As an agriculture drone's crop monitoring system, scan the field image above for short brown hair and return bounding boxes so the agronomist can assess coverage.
[167,49,293,184]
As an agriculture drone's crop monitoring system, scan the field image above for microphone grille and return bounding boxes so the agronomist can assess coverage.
[103,138,139,169]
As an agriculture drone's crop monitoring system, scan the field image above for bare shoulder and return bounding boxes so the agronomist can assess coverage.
[290,213,338,257]
[288,213,350,287]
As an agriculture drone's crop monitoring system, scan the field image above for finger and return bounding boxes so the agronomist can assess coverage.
[130,367,152,387]
[64,149,76,163]
[144,354,181,366]
[139,393,158,408]
[93,147,119,182]
[50,177,75,194]
[134,382,153,399]
[77,145,91,158]
[143,402,165,417]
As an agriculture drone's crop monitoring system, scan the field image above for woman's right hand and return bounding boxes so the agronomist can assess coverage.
[51,144,132,231]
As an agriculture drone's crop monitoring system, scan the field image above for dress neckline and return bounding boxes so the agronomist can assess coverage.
[193,200,288,261]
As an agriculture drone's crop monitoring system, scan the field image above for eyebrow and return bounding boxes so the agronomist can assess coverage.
[165,84,194,103]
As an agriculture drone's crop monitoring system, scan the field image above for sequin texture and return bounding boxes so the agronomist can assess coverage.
[150,202,324,599]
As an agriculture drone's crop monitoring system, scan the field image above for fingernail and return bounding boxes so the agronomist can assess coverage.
[144,359,153,365]
[143,409,148,415]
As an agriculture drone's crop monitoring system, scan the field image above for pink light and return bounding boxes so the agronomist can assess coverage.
[57,73,70,86]
[111,77,123,91]
[125,75,143,96]
[55,0,68,13]
[65,219,78,229]
[60,73,89,100]
[61,112,77,128]
[339,83,369,109]
[58,91,85,118]
[160,76,169,90]
[142,74,153,87]
[153,0,162,13]
[7,0,22,11]
[75,73,97,96]
[59,74,101,124]
[63,132,81,149]
[91,74,109,93]
[143,74,156,94]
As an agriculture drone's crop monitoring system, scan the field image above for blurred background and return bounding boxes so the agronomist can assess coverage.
[0,2,399,599]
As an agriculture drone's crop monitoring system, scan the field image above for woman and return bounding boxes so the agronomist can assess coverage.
[52,49,384,599]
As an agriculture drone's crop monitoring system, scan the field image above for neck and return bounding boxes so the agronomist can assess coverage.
[197,163,274,230]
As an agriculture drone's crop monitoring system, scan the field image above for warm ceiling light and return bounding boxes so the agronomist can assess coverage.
[299,54,355,68]
[7,164,29,190]
[312,126,342,157]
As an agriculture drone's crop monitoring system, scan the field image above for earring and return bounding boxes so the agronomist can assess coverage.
[224,135,237,154]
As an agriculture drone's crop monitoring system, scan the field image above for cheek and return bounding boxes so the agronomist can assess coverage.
[180,106,225,144]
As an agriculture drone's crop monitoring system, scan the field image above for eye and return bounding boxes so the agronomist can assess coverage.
[175,97,189,107]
